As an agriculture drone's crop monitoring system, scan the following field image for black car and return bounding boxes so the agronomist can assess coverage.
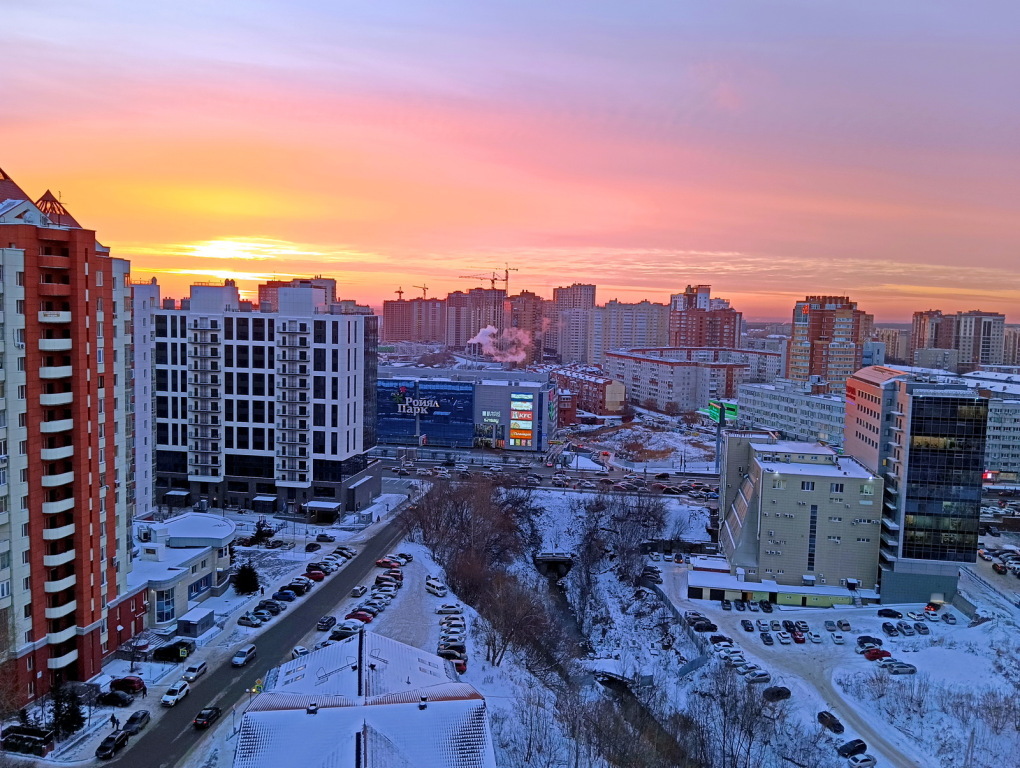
[741,619,754,632]
[98,690,135,707]
[760,632,774,646]
[256,600,284,615]
[877,608,903,619]
[122,709,151,736]
[721,599,732,610]
[733,600,747,611]
[316,533,336,542]
[837,739,868,758]
[96,731,130,759]
[762,686,791,702]
[782,619,797,633]
[857,635,883,647]
[758,600,774,613]
[304,542,322,553]
[317,615,338,631]
[265,539,285,549]
[882,622,900,637]
[287,582,310,595]
[691,620,718,632]
[817,711,845,734]
[193,706,222,729]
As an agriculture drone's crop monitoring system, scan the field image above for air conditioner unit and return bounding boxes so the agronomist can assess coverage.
[15,342,25,349]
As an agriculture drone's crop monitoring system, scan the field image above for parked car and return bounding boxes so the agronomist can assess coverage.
[881,622,900,637]
[914,622,930,635]
[741,619,754,632]
[817,711,845,734]
[98,690,135,707]
[375,558,401,569]
[315,533,336,542]
[721,599,732,610]
[746,670,771,683]
[877,608,903,618]
[96,731,130,759]
[857,635,883,647]
[864,648,892,661]
[317,615,338,631]
[238,614,263,628]
[746,600,760,612]
[331,620,366,640]
[436,603,464,615]
[304,542,321,553]
[287,582,310,595]
[121,709,151,736]
[888,663,917,675]
[734,600,747,611]
[824,620,837,632]
[770,620,782,631]
[791,631,806,644]
[807,632,823,644]
[756,619,770,631]
[897,621,916,636]
[762,686,791,702]
[906,611,925,621]
[942,612,957,624]
[992,562,1008,574]
[252,609,273,623]
[847,755,877,768]
[110,676,146,693]
[760,632,774,645]
[837,619,852,632]
[782,620,797,633]
[272,590,297,602]
[831,633,845,644]
[161,681,191,707]
[759,600,773,613]
[776,632,792,644]
[265,539,285,549]
[837,739,868,758]
[303,571,325,582]
[346,611,374,623]
[794,621,809,633]
[256,599,285,614]
[876,656,903,668]
[193,706,222,729]
[291,646,310,659]
[182,661,208,682]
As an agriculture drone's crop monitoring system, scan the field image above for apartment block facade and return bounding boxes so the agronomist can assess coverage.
[719,435,882,590]
[737,378,846,448]
[0,169,139,705]
[548,366,625,416]
[786,296,870,394]
[137,279,380,517]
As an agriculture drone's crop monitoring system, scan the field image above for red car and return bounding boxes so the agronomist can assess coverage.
[791,631,806,644]
[383,570,404,581]
[110,676,145,693]
[375,558,401,568]
[345,611,374,623]
[302,571,325,582]
[864,648,891,661]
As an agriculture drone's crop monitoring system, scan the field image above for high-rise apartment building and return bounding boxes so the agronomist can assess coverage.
[137,279,380,517]
[1003,326,1020,367]
[874,327,909,364]
[953,310,1005,371]
[668,285,742,348]
[591,300,670,364]
[909,310,955,362]
[381,297,446,344]
[719,435,882,590]
[786,296,870,394]
[445,288,505,350]
[845,366,988,603]
[505,290,546,365]
[552,283,596,311]
[548,283,595,361]
[0,169,139,705]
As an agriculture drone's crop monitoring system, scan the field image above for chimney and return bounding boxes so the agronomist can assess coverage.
[306,703,319,715]
[418,695,428,711]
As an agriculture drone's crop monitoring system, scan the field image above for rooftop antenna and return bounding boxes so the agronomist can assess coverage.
[413,284,429,300]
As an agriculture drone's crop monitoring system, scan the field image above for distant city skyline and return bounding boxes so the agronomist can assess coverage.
[5,1,1018,320]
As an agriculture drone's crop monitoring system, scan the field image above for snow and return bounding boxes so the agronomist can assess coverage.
[564,421,717,471]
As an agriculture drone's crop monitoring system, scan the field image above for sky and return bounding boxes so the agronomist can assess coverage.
[3,1,1018,320]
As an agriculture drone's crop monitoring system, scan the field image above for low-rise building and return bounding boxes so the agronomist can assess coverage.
[233,631,496,768]
[549,366,625,415]
[719,434,882,591]
[737,378,846,448]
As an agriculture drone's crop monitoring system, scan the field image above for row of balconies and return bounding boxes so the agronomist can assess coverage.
[39,338,72,352]
[41,445,73,461]
[40,391,73,406]
[277,393,308,403]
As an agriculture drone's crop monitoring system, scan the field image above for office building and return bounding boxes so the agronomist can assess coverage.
[737,378,846,448]
[376,367,555,451]
[719,435,882,591]
[139,278,380,517]
[845,366,988,603]
[0,168,139,705]
[786,296,870,394]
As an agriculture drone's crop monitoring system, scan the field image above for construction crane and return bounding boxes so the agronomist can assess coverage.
[459,272,499,290]
[499,263,519,295]
[395,286,404,301]
[413,284,429,300]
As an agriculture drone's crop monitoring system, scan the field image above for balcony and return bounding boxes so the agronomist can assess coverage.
[881,516,901,532]
[189,471,222,482]
[39,282,72,297]
[44,574,77,593]
[43,549,76,568]
[42,470,74,488]
[277,378,304,390]
[191,402,220,413]
[45,598,77,620]
[276,475,311,488]
[42,497,75,515]
[47,625,77,645]
[189,348,220,358]
[40,391,74,406]
[38,311,72,323]
[277,434,308,445]
[39,365,73,379]
[47,648,78,669]
[43,523,75,541]
[39,338,73,352]
[41,445,74,461]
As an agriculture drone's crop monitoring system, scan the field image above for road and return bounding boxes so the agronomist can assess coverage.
[112,512,409,768]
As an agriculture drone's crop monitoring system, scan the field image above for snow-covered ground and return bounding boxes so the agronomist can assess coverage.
[566,422,716,471]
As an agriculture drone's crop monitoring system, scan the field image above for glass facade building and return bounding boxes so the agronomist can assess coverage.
[376,379,476,447]
[901,394,987,562]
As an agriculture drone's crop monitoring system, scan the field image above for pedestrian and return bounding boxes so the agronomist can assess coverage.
[259,585,265,596]
[110,714,118,730]
[141,684,147,698]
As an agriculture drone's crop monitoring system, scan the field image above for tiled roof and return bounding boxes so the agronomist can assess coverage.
[35,190,82,228]
[0,167,30,203]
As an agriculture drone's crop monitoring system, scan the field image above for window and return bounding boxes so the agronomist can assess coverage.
[155,588,175,623]
[771,478,786,490]
[829,482,844,494]
[860,484,874,495]
[800,481,815,491]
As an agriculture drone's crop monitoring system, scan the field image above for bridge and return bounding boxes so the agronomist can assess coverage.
[534,551,575,577]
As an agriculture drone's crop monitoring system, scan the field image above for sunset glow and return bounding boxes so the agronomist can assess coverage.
[5,1,1018,319]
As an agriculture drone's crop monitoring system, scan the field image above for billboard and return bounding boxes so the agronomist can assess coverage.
[376,379,475,447]
[509,392,535,447]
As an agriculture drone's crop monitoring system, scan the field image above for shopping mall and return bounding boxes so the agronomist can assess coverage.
[376,367,557,452]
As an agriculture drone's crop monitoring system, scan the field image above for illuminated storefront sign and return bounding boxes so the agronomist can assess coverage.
[509,392,535,447]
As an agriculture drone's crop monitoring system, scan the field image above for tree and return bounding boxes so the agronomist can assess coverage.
[50,682,85,739]
[233,562,261,595]
[251,517,276,546]
[641,398,657,412]
[663,401,680,417]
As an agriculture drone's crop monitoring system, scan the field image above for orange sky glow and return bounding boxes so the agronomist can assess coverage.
[5,2,1019,321]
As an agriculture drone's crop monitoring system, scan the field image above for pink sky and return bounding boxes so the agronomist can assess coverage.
[4,1,1018,320]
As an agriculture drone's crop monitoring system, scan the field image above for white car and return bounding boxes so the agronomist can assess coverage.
[807,632,823,644]
[776,632,792,644]
[385,554,410,566]
[292,646,310,659]
[831,633,845,644]
[312,640,335,651]
[847,755,877,768]
[724,655,747,667]
[161,681,190,707]
[746,670,771,683]
[436,603,464,615]
[906,611,925,621]
[735,663,760,676]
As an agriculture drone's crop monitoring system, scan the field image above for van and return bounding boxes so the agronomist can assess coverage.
[231,644,257,667]
[426,583,448,597]
[182,661,207,682]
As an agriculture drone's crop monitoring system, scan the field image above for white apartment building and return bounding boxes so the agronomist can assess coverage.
[136,279,380,518]
[738,378,846,448]
[591,300,670,364]
[720,435,882,591]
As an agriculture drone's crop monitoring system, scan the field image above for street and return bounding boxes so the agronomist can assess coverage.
[110,512,409,768]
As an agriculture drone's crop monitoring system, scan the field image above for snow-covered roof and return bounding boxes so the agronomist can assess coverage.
[686,569,879,599]
[149,511,237,547]
[235,632,495,768]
